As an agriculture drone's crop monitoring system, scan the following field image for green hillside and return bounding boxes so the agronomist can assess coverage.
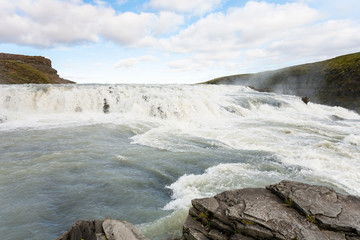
[205,52,360,112]
[0,53,74,84]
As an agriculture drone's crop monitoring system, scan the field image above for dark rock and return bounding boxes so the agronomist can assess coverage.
[302,96,310,104]
[103,98,110,114]
[248,86,273,92]
[183,181,360,240]
[56,220,105,240]
[57,218,148,240]
[268,180,360,235]
[331,115,345,121]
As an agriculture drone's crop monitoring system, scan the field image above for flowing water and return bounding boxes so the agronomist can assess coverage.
[0,84,360,240]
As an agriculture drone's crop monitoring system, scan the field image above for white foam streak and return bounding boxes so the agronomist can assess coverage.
[164,163,287,210]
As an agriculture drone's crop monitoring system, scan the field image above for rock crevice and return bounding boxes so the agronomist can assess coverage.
[56,218,149,240]
[183,181,360,240]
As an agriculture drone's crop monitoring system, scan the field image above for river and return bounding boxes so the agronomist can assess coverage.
[0,84,359,239]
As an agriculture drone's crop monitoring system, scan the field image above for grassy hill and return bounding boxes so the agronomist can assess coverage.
[0,53,75,84]
[205,52,360,112]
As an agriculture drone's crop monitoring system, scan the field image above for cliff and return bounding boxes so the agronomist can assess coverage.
[0,53,75,84]
[205,52,360,112]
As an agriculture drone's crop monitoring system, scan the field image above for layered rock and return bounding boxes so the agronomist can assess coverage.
[57,218,148,240]
[0,53,74,84]
[183,180,360,240]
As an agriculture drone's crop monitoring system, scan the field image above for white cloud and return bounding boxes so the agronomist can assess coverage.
[100,11,156,44]
[147,0,222,15]
[159,1,360,72]
[0,0,184,47]
[114,55,158,68]
[153,12,184,36]
[161,1,320,53]
[268,19,360,58]
[1,0,360,80]
[116,0,127,6]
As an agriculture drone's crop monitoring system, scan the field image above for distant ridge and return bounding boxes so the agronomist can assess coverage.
[205,52,360,112]
[0,53,75,84]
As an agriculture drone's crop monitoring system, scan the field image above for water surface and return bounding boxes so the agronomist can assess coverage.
[1,84,359,239]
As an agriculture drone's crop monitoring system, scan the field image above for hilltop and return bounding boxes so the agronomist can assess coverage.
[0,53,75,84]
[205,52,360,112]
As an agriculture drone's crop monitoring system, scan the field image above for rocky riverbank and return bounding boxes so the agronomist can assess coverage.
[184,180,360,240]
[58,181,360,240]
[0,53,74,84]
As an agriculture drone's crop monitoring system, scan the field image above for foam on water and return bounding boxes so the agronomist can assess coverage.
[0,84,245,130]
[1,84,360,239]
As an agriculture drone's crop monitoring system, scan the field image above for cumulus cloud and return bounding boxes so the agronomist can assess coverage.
[1,0,360,77]
[147,0,222,15]
[159,1,360,71]
[161,1,320,53]
[114,55,158,68]
[0,0,183,47]
[152,12,184,36]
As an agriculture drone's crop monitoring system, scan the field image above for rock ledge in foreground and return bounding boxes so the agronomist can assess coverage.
[183,180,360,240]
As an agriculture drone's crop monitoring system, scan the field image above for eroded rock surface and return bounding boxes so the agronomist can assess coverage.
[57,218,148,240]
[268,180,360,235]
[183,181,360,240]
[56,220,105,240]
[103,218,148,240]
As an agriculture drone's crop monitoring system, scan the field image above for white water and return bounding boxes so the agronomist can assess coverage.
[1,84,360,239]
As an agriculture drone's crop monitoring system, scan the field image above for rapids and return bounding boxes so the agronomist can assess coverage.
[0,84,359,239]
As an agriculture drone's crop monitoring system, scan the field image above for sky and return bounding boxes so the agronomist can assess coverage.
[1,0,360,84]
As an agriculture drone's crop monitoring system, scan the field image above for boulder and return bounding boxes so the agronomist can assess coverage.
[102,218,148,240]
[183,181,360,240]
[56,220,105,240]
[57,218,148,240]
[301,96,310,104]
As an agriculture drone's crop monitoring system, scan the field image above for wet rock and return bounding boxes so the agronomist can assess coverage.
[103,98,110,114]
[103,218,149,240]
[302,96,310,104]
[56,220,105,240]
[268,180,360,235]
[183,181,360,240]
[331,115,345,121]
[248,86,273,92]
[57,218,148,240]
[150,105,167,118]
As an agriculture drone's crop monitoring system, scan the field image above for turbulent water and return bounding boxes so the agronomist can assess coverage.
[1,84,360,240]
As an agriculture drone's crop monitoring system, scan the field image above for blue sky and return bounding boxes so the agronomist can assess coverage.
[1,0,360,84]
